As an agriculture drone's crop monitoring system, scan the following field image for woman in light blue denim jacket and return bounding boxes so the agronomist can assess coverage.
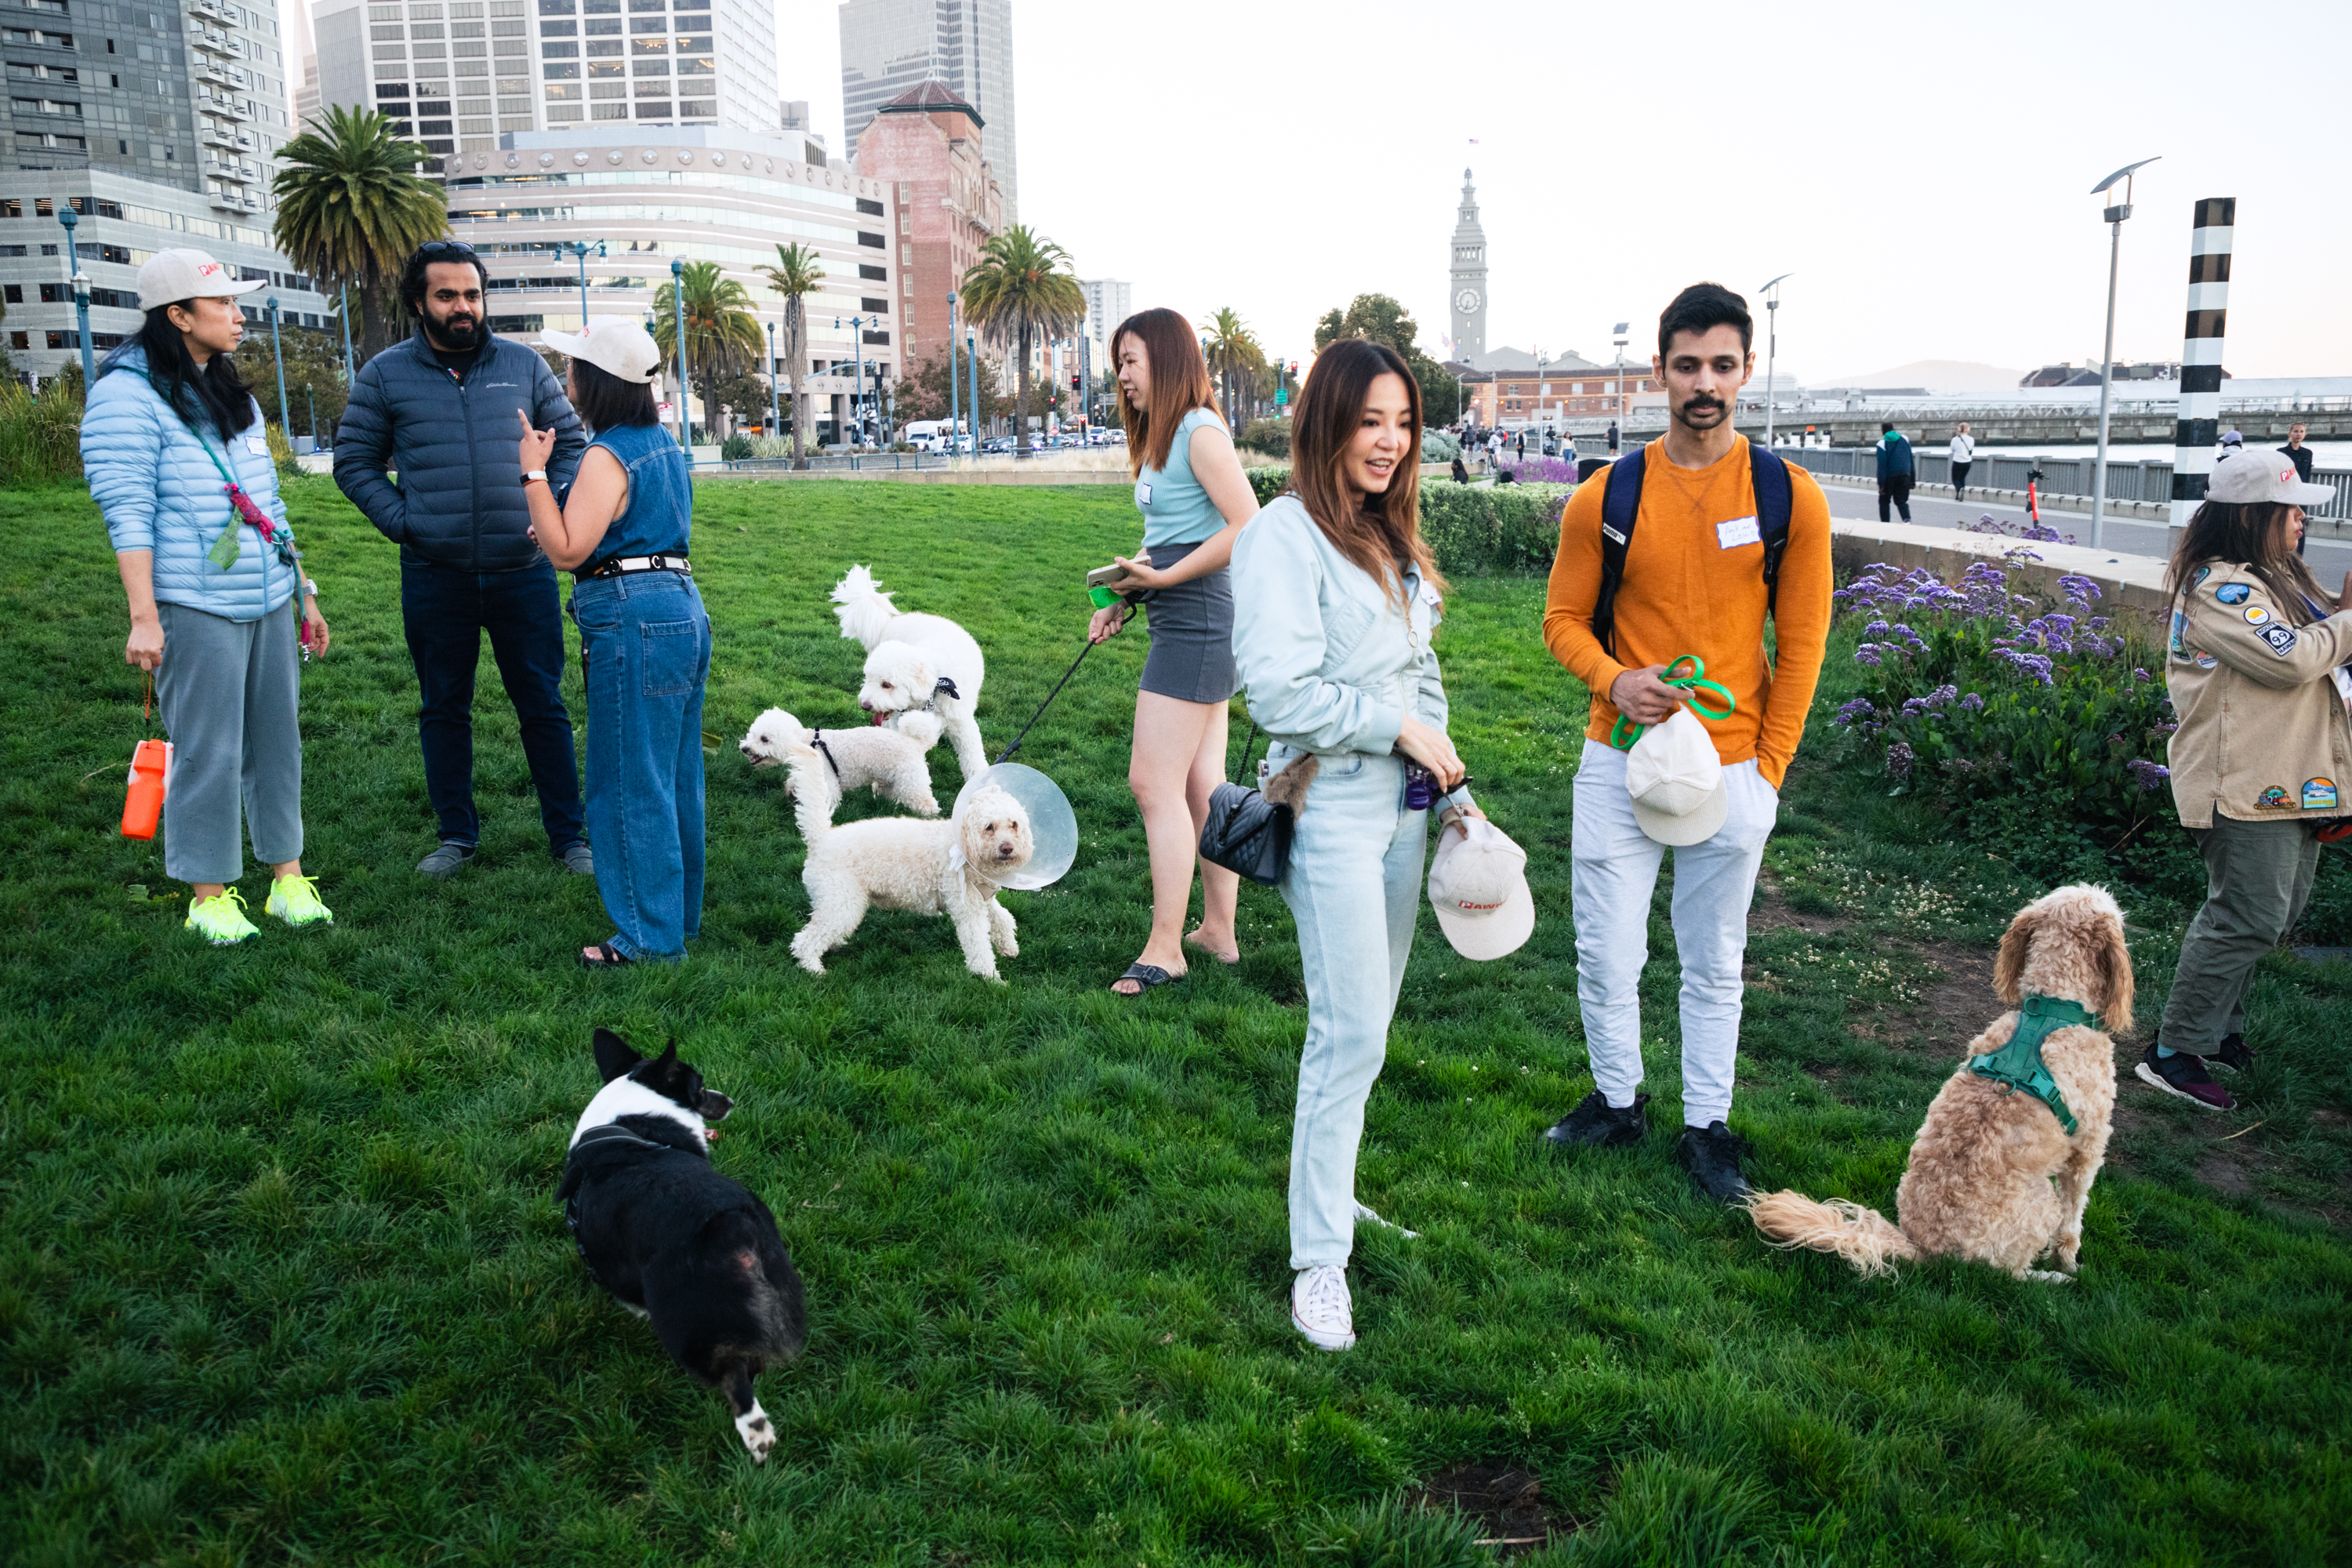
[1230,339,1483,1352]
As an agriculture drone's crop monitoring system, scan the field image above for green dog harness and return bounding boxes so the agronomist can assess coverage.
[1968,994,2096,1134]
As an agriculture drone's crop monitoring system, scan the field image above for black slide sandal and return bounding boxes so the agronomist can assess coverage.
[578,942,633,969]
[1112,962,1180,996]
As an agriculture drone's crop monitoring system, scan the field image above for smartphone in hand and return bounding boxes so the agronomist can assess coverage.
[1085,562,1133,589]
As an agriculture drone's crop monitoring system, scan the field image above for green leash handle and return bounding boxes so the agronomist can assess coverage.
[1609,654,1737,750]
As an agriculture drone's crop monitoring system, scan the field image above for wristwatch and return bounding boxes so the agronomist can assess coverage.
[303,578,318,597]
[524,469,549,485]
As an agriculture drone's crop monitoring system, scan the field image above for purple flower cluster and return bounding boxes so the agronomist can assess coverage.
[1886,739,1915,780]
[1832,696,1879,728]
[1959,692,1984,711]
[2125,758,2172,791]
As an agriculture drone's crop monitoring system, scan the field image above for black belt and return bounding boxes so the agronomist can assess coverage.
[575,553,691,581]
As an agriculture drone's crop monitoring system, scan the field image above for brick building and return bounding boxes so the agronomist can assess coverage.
[851,79,1002,376]
[1460,351,1660,428]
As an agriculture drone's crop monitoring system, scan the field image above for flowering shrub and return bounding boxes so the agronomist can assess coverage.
[1962,510,2075,546]
[1828,557,2175,846]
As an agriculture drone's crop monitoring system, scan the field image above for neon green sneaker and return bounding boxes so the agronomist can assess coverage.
[186,887,258,946]
[265,873,333,930]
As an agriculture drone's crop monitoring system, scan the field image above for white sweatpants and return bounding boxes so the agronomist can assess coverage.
[1569,741,1778,1128]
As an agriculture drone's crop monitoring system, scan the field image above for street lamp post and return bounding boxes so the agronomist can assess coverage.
[834,315,866,446]
[56,205,95,385]
[338,281,355,386]
[966,329,978,448]
[559,238,605,326]
[267,295,291,441]
[765,318,780,435]
[2087,157,2159,550]
[1757,274,1792,449]
[948,291,961,459]
[669,256,690,460]
[1610,322,1630,453]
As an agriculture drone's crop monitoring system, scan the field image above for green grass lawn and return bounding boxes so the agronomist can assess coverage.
[4,474,2348,1566]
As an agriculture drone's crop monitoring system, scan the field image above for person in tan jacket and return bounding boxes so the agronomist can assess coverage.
[2149,456,2352,1111]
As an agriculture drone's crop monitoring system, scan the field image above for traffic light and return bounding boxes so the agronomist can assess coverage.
[1071,372,1080,390]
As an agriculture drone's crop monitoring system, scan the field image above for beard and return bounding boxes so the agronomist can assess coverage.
[426,311,481,350]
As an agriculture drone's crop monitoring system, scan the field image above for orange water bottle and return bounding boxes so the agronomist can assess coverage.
[122,739,172,840]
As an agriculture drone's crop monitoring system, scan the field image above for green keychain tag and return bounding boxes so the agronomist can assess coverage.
[1088,584,1122,609]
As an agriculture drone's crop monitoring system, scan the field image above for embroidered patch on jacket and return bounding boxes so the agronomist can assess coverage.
[2260,624,2298,657]
[2243,604,2272,626]
[2194,652,2219,669]
[2256,786,2294,810]
[2214,582,2251,604]
[2192,565,2212,584]
[2304,779,2340,811]
[2167,609,2188,656]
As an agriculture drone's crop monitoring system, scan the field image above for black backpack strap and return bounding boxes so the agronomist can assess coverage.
[1749,442,1795,622]
[1592,445,1646,659]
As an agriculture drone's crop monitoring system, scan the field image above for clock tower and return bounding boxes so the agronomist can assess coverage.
[1449,168,1488,364]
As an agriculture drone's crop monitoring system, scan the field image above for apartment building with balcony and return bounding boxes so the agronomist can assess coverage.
[2,0,326,379]
[847,79,997,377]
[441,123,896,441]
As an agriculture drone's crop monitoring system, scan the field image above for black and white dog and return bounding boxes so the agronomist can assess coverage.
[558,1028,807,1462]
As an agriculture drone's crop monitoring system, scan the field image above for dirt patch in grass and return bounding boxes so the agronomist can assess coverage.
[1749,884,1851,938]
[1410,1463,1577,1557]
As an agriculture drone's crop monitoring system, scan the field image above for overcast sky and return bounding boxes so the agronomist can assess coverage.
[781,1,2340,380]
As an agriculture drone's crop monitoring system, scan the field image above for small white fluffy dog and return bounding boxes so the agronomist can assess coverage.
[830,565,989,779]
[783,741,1032,981]
[739,707,943,822]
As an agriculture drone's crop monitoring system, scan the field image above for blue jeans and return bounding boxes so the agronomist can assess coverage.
[400,559,585,853]
[1273,746,1426,1269]
[571,570,710,962]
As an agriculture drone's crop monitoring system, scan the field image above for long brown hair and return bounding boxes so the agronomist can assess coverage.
[1112,307,1218,477]
[1288,338,1443,608]
[2165,499,2328,623]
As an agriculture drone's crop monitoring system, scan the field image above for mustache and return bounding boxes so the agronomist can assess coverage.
[1681,395,1725,413]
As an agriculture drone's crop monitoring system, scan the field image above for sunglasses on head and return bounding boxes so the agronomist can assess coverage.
[417,240,477,259]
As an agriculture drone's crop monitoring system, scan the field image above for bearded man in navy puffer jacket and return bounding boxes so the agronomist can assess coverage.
[336,241,593,880]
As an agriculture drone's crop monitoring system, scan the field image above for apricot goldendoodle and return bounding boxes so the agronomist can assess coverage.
[1745,884,2131,1282]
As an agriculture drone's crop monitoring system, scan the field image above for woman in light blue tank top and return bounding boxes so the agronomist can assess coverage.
[1086,308,1261,996]
[521,317,711,968]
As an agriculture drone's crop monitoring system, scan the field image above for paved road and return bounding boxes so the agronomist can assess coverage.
[1815,479,2352,587]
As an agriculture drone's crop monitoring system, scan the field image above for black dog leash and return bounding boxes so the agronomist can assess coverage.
[807,728,843,781]
[992,605,1134,766]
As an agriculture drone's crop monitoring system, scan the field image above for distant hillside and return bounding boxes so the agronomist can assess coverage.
[1815,359,2028,394]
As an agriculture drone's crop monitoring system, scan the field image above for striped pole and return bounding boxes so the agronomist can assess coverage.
[2169,197,2235,539]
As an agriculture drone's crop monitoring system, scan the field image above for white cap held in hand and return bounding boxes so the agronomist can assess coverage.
[1624,707,1728,846]
[1427,816,1536,960]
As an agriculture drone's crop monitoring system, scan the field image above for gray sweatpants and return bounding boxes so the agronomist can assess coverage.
[2158,814,2321,1054]
[154,600,304,885]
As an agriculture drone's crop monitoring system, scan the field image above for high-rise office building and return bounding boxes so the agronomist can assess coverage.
[1,0,328,379]
[1080,278,1127,354]
[851,79,996,375]
[838,0,1013,221]
[311,0,778,161]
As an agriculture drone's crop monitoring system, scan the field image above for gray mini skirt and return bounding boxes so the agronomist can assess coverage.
[1138,539,1241,704]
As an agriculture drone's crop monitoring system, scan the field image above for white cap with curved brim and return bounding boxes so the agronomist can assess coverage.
[1427,817,1536,960]
[1625,707,1729,847]
[2205,452,2337,510]
[540,315,662,384]
[137,248,265,310]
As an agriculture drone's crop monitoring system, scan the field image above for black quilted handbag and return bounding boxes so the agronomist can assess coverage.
[1198,725,1293,885]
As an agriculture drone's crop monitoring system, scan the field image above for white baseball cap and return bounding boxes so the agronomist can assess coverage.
[1624,708,1728,846]
[137,248,264,310]
[2205,452,2336,510]
[1427,816,1535,960]
[540,315,662,385]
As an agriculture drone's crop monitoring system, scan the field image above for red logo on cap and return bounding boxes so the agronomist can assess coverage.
[2282,467,2296,485]
[197,263,223,278]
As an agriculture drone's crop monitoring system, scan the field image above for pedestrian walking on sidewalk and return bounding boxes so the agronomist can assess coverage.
[2146,458,2352,1112]
[520,318,710,967]
[1949,422,1975,503]
[1538,282,1835,1200]
[335,240,593,882]
[85,250,335,945]
[1876,421,1915,521]
[1231,339,1486,1350]
[1086,307,1260,996]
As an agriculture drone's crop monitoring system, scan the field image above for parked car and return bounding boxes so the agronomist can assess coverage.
[981,437,1014,454]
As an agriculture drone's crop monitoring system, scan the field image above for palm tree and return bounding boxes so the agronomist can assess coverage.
[756,241,824,468]
[270,105,444,358]
[958,226,1084,445]
[652,261,764,442]
[1203,307,1264,429]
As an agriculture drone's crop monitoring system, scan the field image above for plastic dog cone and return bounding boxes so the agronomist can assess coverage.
[952,762,1076,890]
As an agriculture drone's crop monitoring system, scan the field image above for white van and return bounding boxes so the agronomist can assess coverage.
[902,419,960,452]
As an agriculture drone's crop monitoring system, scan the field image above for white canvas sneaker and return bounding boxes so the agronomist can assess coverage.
[1290,1265,1356,1352]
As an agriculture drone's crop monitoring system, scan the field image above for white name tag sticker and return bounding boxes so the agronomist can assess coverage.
[1715,514,1762,549]
[1135,481,1153,506]
[245,435,270,456]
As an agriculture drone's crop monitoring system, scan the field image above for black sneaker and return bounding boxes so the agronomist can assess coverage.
[1675,1121,1755,1202]
[416,841,476,880]
[2206,1033,2254,1075]
[1541,1091,1650,1150]
[2134,1042,2234,1112]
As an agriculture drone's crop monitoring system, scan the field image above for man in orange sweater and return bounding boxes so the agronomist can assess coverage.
[1538,282,1833,1200]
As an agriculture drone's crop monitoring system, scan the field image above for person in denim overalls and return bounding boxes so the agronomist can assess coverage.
[519,317,711,967]
[1231,339,1486,1352]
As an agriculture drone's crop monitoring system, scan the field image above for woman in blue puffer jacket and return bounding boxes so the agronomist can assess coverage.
[84,248,333,946]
